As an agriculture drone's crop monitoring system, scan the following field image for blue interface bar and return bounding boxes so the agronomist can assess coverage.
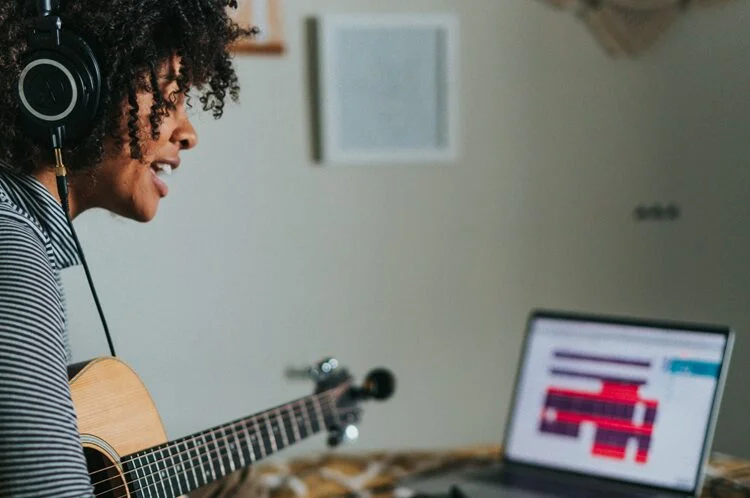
[665,359,720,378]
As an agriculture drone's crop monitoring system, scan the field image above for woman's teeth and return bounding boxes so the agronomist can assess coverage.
[154,163,173,176]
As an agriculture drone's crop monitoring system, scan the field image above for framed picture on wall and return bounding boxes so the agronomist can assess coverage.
[228,0,285,54]
[316,14,459,164]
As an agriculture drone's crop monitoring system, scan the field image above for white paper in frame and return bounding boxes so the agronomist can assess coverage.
[317,14,459,165]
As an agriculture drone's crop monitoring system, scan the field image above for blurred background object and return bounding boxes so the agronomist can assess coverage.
[543,0,736,56]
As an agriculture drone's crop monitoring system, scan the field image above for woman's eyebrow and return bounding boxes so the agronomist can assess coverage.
[154,62,178,82]
[157,73,181,89]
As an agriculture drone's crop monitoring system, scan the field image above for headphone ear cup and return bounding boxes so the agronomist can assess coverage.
[17,30,101,147]
[61,30,101,126]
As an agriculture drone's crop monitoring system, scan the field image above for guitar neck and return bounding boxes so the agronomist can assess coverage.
[120,386,348,498]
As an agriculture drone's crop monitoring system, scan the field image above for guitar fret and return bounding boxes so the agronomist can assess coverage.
[157,448,175,497]
[179,442,192,491]
[151,450,164,497]
[286,403,302,442]
[275,408,290,447]
[218,425,237,473]
[299,398,314,437]
[134,454,153,497]
[252,416,267,459]
[174,442,191,495]
[128,455,142,497]
[163,445,178,496]
[143,450,165,498]
[197,437,212,484]
[191,437,208,488]
[229,423,246,468]
[169,444,187,496]
[240,420,257,463]
[305,398,321,433]
[173,444,187,496]
[146,448,165,497]
[311,395,326,431]
[188,436,207,488]
[197,433,217,483]
[264,411,279,453]
[178,439,199,491]
[328,394,342,427]
[206,430,227,478]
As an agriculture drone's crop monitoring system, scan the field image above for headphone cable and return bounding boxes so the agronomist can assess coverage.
[54,148,117,358]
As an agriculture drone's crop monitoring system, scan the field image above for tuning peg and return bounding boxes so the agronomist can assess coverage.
[284,366,316,380]
[351,368,396,400]
[327,425,342,447]
[318,357,339,374]
[285,357,341,381]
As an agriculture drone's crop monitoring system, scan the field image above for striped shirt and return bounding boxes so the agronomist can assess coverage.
[0,169,95,496]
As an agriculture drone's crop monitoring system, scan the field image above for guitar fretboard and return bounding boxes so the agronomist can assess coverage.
[119,386,349,498]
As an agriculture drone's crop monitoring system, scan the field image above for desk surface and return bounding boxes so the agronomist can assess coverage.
[188,445,750,498]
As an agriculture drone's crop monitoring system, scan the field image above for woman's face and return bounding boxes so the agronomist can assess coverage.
[78,58,198,222]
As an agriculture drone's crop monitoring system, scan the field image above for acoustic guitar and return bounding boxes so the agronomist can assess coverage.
[69,356,394,497]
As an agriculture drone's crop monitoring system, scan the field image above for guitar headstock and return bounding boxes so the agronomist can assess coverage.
[308,357,395,447]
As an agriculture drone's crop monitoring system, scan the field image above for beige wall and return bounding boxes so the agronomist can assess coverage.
[64,0,750,458]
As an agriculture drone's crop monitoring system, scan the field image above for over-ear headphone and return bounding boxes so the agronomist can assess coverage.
[16,0,101,149]
[15,2,116,359]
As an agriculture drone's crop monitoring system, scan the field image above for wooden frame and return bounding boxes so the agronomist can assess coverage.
[228,0,285,55]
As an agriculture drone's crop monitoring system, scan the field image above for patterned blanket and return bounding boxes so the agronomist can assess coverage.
[188,446,750,498]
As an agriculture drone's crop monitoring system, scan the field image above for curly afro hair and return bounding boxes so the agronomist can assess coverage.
[0,0,254,175]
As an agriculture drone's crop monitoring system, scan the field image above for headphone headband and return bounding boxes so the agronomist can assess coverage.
[37,0,58,16]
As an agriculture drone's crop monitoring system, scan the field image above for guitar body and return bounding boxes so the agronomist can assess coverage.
[70,357,168,497]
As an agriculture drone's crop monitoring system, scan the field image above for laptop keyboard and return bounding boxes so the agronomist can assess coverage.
[484,468,658,498]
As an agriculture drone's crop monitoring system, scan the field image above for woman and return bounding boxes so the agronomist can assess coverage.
[0,0,251,495]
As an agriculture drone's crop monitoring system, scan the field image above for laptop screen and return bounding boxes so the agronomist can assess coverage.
[504,311,732,493]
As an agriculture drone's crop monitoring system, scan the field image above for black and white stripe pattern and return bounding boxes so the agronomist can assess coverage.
[0,169,94,497]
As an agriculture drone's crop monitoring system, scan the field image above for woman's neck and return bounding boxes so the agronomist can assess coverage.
[32,167,89,219]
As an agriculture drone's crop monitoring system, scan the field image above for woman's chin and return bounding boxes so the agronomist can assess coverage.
[117,200,159,223]
[134,211,157,223]
[135,204,159,223]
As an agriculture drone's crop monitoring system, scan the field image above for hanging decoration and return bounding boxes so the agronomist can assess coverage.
[544,0,735,57]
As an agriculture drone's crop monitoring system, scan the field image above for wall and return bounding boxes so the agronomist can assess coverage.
[63,0,750,458]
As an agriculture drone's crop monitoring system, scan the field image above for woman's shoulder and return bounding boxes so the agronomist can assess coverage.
[0,209,58,297]
[0,172,48,241]
[0,202,50,258]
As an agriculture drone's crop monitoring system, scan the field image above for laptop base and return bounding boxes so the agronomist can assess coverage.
[400,463,687,498]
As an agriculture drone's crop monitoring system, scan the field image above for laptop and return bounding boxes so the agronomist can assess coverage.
[404,309,734,497]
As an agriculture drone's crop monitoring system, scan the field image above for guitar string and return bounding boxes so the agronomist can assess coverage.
[91,385,352,496]
[94,396,355,497]
[86,384,346,482]
[89,385,347,487]
[91,388,349,496]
